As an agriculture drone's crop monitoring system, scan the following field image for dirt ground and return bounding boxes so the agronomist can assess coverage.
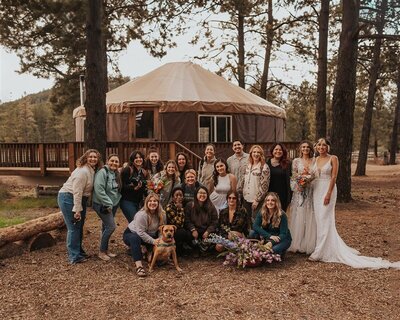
[0,164,399,320]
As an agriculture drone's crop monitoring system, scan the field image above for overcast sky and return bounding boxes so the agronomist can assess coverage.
[0,26,314,104]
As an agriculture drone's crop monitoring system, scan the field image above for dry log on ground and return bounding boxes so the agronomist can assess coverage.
[0,212,65,247]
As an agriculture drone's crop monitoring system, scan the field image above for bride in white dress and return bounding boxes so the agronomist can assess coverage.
[288,141,316,254]
[310,138,399,269]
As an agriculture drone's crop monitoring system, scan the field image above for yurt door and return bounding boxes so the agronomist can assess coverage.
[128,106,160,141]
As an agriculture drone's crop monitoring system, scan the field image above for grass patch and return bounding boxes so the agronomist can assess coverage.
[0,216,27,228]
[0,182,11,201]
[0,197,58,211]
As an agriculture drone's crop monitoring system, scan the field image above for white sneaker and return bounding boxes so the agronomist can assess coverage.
[107,252,117,258]
[98,252,111,261]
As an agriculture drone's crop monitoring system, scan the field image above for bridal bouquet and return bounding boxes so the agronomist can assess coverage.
[290,170,315,206]
[205,233,281,269]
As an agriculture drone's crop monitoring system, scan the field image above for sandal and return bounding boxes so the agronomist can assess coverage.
[136,266,147,277]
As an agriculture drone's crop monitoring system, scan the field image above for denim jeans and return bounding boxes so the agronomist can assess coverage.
[120,199,140,223]
[123,228,156,262]
[58,192,88,263]
[249,230,292,255]
[93,202,118,252]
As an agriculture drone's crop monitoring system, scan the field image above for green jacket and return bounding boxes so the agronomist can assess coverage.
[93,166,122,208]
[252,211,292,244]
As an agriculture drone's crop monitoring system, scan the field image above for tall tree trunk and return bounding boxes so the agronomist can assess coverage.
[389,61,400,164]
[260,0,273,99]
[84,0,107,159]
[237,10,245,88]
[330,0,360,202]
[354,0,387,176]
[315,0,330,139]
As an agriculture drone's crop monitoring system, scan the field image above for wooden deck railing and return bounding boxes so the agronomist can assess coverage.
[0,141,302,177]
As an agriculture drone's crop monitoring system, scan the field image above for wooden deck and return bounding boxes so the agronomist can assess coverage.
[0,141,300,177]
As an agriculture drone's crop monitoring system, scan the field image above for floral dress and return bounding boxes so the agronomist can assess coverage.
[288,157,317,254]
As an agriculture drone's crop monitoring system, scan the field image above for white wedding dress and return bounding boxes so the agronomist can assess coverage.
[288,158,317,254]
[310,157,400,269]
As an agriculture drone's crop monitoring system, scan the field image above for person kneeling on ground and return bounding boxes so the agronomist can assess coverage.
[123,194,166,277]
[249,192,292,256]
[216,190,250,252]
[184,186,218,255]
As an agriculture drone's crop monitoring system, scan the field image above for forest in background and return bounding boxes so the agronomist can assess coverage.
[0,78,395,152]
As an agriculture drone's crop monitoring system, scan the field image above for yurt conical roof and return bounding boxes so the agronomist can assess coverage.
[104,61,286,119]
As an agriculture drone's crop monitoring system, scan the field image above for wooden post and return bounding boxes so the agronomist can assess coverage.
[68,143,76,173]
[118,142,124,161]
[38,144,46,176]
[169,143,176,161]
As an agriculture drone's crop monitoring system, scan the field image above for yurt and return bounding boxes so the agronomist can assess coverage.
[73,62,286,143]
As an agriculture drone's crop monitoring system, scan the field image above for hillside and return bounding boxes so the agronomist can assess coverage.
[0,89,75,143]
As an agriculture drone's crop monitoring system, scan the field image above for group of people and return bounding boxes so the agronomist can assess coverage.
[57,139,399,276]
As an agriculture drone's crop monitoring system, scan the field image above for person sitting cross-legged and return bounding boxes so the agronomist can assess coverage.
[249,192,292,256]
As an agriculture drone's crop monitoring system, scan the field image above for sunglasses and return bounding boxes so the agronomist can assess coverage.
[228,196,237,200]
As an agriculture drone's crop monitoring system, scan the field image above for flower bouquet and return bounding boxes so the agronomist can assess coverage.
[290,169,314,206]
[147,179,164,193]
[204,233,281,269]
[147,177,169,193]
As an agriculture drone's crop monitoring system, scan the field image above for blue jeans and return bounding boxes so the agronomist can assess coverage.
[93,202,118,252]
[123,228,156,262]
[120,199,139,223]
[249,231,292,255]
[58,192,88,263]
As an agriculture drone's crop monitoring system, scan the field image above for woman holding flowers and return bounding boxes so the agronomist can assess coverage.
[185,186,218,252]
[288,141,317,254]
[267,143,292,211]
[250,192,292,255]
[151,160,181,209]
[120,150,148,223]
[58,149,102,264]
[123,194,166,277]
[216,191,250,252]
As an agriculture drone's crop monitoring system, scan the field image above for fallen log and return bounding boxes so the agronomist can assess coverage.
[0,212,65,247]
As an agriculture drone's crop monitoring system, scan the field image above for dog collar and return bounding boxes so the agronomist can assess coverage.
[156,243,176,247]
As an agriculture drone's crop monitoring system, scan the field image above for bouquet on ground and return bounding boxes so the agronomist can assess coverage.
[290,168,315,206]
[204,233,281,268]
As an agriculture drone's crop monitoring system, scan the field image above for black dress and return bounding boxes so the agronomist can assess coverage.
[267,159,292,211]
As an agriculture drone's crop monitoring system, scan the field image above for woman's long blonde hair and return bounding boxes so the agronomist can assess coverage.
[76,149,103,170]
[144,193,165,225]
[248,145,266,166]
[162,159,180,181]
[261,192,282,228]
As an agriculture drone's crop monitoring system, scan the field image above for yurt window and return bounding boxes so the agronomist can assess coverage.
[128,107,159,141]
[199,115,232,142]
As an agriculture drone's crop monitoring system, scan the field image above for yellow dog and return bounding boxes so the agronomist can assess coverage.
[149,225,182,272]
